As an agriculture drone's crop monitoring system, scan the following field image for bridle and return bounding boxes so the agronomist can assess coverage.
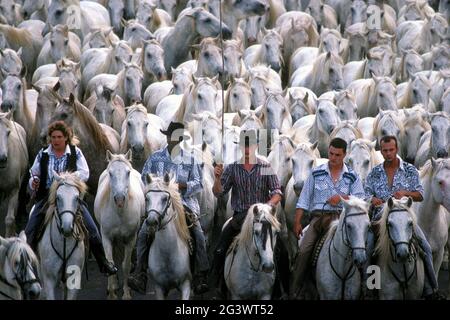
[145,189,174,231]
[385,207,418,300]
[0,244,40,300]
[246,219,275,273]
[328,210,368,300]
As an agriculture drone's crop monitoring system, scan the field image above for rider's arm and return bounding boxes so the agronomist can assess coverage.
[184,163,203,197]
[74,147,89,182]
[213,164,233,197]
[29,150,42,190]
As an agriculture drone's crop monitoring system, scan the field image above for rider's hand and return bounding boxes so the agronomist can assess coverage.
[294,221,303,239]
[371,197,384,206]
[31,178,40,191]
[178,182,187,190]
[214,164,223,179]
[327,195,342,206]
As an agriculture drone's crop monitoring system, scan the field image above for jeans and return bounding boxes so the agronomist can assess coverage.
[25,197,102,248]
[365,213,438,296]
[134,206,210,274]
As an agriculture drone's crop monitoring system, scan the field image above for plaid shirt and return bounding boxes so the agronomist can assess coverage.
[219,157,283,213]
[141,146,203,214]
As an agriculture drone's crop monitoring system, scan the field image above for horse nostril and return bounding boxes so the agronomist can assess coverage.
[1,102,12,112]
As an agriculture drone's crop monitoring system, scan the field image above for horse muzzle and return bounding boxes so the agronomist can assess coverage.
[114,194,127,208]
[262,261,274,273]
[395,244,410,263]
[25,282,41,300]
[352,250,367,268]
[0,101,14,112]
[0,155,7,168]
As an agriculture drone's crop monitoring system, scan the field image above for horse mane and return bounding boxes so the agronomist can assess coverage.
[404,109,430,131]
[233,204,280,249]
[330,121,363,140]
[373,111,402,137]
[44,172,88,225]
[0,236,39,278]
[0,24,34,50]
[312,52,343,85]
[143,175,191,245]
[152,7,162,29]
[374,199,418,266]
[70,98,112,151]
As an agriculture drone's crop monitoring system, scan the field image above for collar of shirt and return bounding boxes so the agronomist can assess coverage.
[44,144,71,156]
[381,155,406,173]
[322,161,349,181]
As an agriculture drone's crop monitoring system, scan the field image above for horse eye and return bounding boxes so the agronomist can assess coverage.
[127,120,131,126]
[203,51,209,58]
[7,130,10,136]
[144,122,149,127]
[408,221,413,227]
[204,18,211,23]
[55,9,63,16]
[64,40,69,46]
[147,53,152,58]
[131,27,136,32]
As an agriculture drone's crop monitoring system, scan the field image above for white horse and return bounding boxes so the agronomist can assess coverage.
[415,112,450,168]
[375,197,425,300]
[225,203,281,300]
[143,173,192,300]
[285,87,317,123]
[94,151,145,300]
[401,106,430,164]
[414,159,450,282]
[316,196,370,300]
[345,139,383,185]
[0,112,28,237]
[0,232,41,300]
[120,104,166,172]
[38,172,87,300]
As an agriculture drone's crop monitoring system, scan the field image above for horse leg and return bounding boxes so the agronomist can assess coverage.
[5,191,18,237]
[122,242,134,300]
[102,236,118,300]
[180,279,191,300]
[41,275,56,300]
[154,285,165,300]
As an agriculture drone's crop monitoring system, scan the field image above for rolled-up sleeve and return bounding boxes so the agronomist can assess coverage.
[75,147,89,182]
[267,172,283,198]
[409,168,424,198]
[29,150,42,190]
[184,163,203,197]
[141,156,154,183]
[296,173,314,211]
[219,164,234,196]
[364,171,376,200]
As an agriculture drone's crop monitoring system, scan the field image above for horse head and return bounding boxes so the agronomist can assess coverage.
[106,150,133,208]
[429,112,450,158]
[0,111,12,168]
[430,158,450,212]
[291,141,319,196]
[0,71,26,113]
[0,232,41,300]
[143,173,174,229]
[143,39,167,81]
[340,196,371,268]
[51,172,86,238]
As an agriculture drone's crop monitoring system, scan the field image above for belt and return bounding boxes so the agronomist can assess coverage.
[310,210,342,218]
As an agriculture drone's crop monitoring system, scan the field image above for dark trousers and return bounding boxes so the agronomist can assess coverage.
[25,198,102,248]
[210,210,289,297]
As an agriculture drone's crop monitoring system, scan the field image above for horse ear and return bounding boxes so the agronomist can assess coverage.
[106,150,113,161]
[4,110,12,120]
[145,173,152,185]
[20,65,27,78]
[406,197,413,208]
[16,47,22,57]
[125,149,133,161]
[190,44,201,51]
[254,105,264,118]
[19,231,27,243]
[370,140,377,149]
[431,157,438,169]
[0,236,8,247]
[238,109,250,118]
[387,197,394,209]
[53,170,62,182]
[53,81,61,93]
[121,18,128,28]
[163,172,170,184]
[303,92,309,103]
[311,140,319,151]
[31,84,41,94]
[253,204,259,216]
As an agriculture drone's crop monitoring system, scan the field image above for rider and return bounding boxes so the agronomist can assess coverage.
[25,121,118,275]
[128,121,210,295]
[211,129,286,299]
[292,137,365,299]
[364,135,444,300]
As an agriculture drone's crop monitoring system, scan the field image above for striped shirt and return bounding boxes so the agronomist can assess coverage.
[141,146,203,214]
[296,162,365,212]
[29,144,89,189]
[219,157,283,213]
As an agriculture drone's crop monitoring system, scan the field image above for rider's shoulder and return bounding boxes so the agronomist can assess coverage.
[312,164,328,178]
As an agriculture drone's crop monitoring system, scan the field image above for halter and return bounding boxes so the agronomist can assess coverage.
[0,244,40,300]
[385,207,418,299]
[49,187,85,293]
[245,220,275,273]
[328,210,368,300]
[145,189,174,231]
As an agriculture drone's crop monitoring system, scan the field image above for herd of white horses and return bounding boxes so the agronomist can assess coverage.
[0,0,449,300]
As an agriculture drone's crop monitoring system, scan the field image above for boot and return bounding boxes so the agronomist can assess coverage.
[194,271,209,295]
[90,240,118,276]
[128,225,153,294]
[128,271,148,295]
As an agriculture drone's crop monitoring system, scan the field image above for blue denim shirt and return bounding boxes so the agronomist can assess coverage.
[141,146,203,214]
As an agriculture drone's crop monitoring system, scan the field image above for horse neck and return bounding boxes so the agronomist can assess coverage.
[333,222,353,268]
[222,4,240,35]
[167,16,198,53]
[420,20,432,51]
[153,210,187,255]
[310,116,329,155]
[415,174,442,227]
